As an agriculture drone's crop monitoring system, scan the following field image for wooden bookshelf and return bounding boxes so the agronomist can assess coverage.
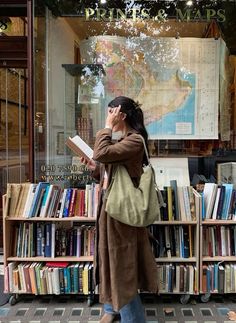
[196,180,236,301]
[2,189,97,305]
[150,184,200,304]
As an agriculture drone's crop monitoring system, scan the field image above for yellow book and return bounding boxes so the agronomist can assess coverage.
[8,183,22,217]
[82,263,90,295]
[15,183,31,217]
[167,186,173,221]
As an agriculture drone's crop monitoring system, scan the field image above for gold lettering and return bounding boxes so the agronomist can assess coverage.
[141,8,151,20]
[96,8,107,21]
[129,8,141,21]
[116,9,127,20]
[193,9,202,20]
[175,8,191,21]
[154,9,167,22]
[206,9,216,21]
[108,8,115,22]
[85,8,95,21]
[217,9,226,22]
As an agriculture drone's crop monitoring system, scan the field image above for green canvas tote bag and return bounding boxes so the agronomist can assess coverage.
[105,135,165,227]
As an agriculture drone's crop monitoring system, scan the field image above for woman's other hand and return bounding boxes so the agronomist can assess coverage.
[80,157,96,171]
[105,105,123,129]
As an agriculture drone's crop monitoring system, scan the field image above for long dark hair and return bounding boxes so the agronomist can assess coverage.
[108,96,149,164]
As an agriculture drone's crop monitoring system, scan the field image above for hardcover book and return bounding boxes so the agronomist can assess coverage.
[66,135,93,161]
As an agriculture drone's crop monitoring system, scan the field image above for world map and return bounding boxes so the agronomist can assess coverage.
[80,36,220,139]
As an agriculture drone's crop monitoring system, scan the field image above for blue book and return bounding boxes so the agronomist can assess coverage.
[28,182,49,218]
[221,183,234,219]
[201,192,205,220]
[214,263,219,291]
[36,223,42,256]
[62,188,73,217]
[45,223,51,257]
[73,264,79,293]
[67,266,71,293]
[216,186,226,219]
[206,266,211,292]
[64,267,69,293]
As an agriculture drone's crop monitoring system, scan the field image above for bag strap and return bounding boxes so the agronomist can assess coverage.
[137,134,150,164]
[137,134,166,208]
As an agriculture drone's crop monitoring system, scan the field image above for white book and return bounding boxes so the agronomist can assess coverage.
[51,223,56,258]
[52,268,60,295]
[174,265,180,292]
[189,265,194,294]
[85,184,91,217]
[182,186,191,220]
[22,184,37,218]
[66,135,93,161]
[39,184,54,218]
[192,188,202,220]
[217,162,236,186]
[59,189,67,218]
[221,226,226,256]
[47,268,53,294]
[177,187,187,221]
[212,187,221,219]
[8,262,16,293]
[18,263,26,293]
[203,183,218,219]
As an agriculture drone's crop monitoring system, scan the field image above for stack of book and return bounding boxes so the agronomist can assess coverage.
[4,261,95,295]
[5,183,100,218]
[159,180,198,221]
[157,264,198,294]
[150,225,194,259]
[12,223,96,258]
[201,183,236,220]
[201,263,236,294]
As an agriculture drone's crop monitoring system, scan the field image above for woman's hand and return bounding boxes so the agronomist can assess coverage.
[80,157,96,171]
[105,105,123,129]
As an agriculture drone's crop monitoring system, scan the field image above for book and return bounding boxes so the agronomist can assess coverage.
[66,135,93,161]
[203,183,218,219]
[28,182,49,218]
[221,183,234,219]
[217,162,236,186]
[8,184,22,217]
[170,180,179,220]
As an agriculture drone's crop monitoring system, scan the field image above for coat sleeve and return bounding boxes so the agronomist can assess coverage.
[93,129,143,164]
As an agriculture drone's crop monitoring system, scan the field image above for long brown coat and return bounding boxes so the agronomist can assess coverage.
[92,128,158,311]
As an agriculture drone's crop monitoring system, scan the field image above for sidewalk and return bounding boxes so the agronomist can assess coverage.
[0,294,236,323]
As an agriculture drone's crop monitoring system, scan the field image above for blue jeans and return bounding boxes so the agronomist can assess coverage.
[104,294,146,323]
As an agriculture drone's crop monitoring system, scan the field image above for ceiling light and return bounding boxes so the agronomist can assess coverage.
[100,0,107,4]
[186,0,193,6]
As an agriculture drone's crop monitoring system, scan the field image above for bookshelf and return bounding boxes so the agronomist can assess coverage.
[2,181,98,306]
[198,180,236,302]
[149,184,201,304]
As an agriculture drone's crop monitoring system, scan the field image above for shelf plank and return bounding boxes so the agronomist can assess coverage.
[202,256,236,261]
[155,257,196,262]
[202,220,236,225]
[7,256,94,262]
[154,221,197,225]
[5,217,96,222]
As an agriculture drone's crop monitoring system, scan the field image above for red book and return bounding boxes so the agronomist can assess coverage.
[45,262,69,268]
[69,189,78,217]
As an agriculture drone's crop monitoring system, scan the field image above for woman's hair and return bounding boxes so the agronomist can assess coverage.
[108,96,149,164]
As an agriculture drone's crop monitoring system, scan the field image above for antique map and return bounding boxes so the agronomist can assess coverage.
[80,36,221,139]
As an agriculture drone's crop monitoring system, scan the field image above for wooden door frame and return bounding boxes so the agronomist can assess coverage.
[0,0,34,182]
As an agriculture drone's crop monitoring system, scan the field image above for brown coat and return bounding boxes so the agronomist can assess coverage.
[92,128,158,311]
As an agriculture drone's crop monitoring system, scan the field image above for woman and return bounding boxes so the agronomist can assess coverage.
[81,96,158,323]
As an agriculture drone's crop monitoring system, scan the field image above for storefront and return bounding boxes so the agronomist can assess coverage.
[1,0,236,243]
